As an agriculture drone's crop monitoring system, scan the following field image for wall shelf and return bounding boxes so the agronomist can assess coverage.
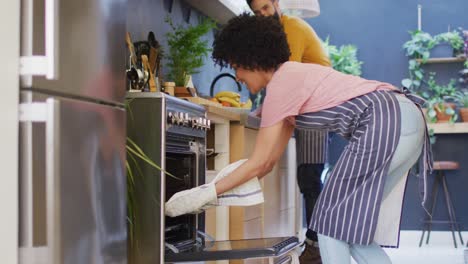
[415,57,466,64]
[428,122,468,134]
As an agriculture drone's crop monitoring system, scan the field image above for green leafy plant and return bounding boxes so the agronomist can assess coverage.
[126,137,165,244]
[426,73,458,99]
[435,30,464,55]
[403,30,437,60]
[450,90,468,122]
[448,90,468,107]
[165,17,216,86]
[402,29,465,93]
[401,30,437,92]
[323,37,363,76]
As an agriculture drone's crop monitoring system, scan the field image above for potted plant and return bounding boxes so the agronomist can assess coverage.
[433,30,464,58]
[449,90,468,122]
[323,37,363,76]
[165,17,216,94]
[425,73,458,123]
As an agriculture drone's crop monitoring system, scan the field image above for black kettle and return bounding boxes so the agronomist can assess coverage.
[210,73,242,97]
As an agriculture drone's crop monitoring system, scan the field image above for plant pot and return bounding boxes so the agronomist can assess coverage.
[430,43,453,58]
[174,86,192,97]
[460,108,468,122]
[435,103,456,123]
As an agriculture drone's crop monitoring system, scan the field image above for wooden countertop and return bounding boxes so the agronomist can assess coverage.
[206,105,242,123]
[179,96,250,123]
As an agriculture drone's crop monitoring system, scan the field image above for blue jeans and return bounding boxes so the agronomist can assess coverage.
[297,163,324,241]
[317,95,425,264]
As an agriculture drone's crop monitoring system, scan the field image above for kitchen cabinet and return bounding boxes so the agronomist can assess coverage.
[229,124,263,240]
[184,0,251,24]
[204,110,303,263]
[205,110,234,242]
[228,123,303,242]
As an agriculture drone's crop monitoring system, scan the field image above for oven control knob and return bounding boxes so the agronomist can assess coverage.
[173,113,179,124]
[184,113,190,126]
[177,112,183,125]
[190,117,196,128]
[167,112,176,124]
[198,118,203,129]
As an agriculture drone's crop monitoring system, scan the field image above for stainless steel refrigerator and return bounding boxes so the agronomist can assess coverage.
[18,0,128,263]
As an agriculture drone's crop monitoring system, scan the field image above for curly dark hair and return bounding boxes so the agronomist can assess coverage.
[212,13,290,71]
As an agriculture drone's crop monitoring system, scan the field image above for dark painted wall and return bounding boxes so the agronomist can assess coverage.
[307,0,467,86]
[126,0,250,101]
[310,0,468,230]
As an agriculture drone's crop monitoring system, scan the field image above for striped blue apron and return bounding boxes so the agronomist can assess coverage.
[296,90,432,246]
[295,130,328,164]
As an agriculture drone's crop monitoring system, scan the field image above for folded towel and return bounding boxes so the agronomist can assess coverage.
[287,248,300,264]
[210,159,264,207]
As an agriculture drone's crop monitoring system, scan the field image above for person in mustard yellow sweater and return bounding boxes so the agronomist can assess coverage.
[247,0,330,263]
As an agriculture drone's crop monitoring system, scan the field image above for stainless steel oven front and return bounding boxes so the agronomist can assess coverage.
[126,92,298,264]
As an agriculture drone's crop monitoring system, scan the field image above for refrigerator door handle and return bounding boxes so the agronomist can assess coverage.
[19,0,58,79]
[19,99,60,264]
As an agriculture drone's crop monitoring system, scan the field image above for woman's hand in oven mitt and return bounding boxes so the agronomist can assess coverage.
[165,183,218,217]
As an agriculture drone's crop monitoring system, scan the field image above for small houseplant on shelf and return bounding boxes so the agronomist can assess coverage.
[425,73,458,123]
[323,37,363,76]
[449,90,468,122]
[165,17,216,96]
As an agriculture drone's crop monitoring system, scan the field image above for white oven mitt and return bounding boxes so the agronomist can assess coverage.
[210,159,264,207]
[164,159,264,217]
[165,182,217,217]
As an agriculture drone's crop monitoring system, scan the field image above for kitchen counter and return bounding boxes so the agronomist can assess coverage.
[179,96,256,126]
[204,104,261,129]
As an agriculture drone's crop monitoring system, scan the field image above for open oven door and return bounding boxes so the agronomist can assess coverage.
[165,235,299,262]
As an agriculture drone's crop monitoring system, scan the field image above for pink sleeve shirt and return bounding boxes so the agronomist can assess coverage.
[260,62,397,127]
